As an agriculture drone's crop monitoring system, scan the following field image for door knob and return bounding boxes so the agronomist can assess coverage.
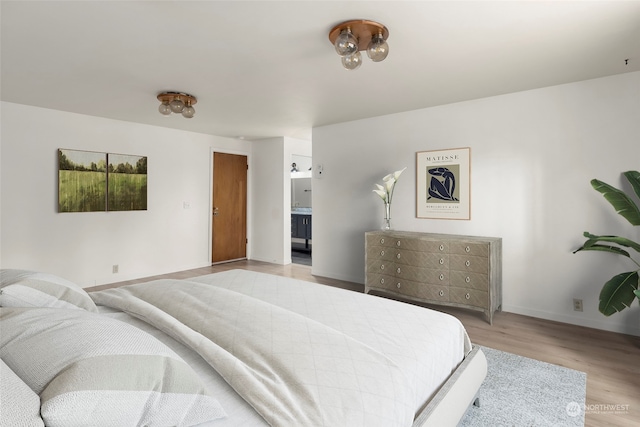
[213,207,219,216]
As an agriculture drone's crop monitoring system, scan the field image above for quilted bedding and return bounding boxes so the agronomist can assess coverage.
[91,269,472,427]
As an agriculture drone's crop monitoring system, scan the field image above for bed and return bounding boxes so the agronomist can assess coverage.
[0,268,487,427]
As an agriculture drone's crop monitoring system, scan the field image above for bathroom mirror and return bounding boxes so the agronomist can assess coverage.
[291,155,312,208]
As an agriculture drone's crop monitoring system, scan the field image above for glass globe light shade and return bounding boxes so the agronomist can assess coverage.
[158,102,172,115]
[367,34,389,62]
[169,98,185,113]
[334,29,358,57]
[341,51,362,70]
[182,105,195,118]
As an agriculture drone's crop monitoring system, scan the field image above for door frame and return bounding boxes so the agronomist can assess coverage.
[208,147,252,263]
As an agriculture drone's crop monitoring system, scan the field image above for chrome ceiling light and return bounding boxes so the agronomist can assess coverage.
[328,20,389,70]
[157,92,197,118]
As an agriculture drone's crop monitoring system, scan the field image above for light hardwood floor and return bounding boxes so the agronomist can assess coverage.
[88,260,640,427]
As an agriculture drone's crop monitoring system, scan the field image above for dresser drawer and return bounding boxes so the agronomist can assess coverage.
[365,273,397,289]
[366,259,395,275]
[366,245,398,261]
[394,264,449,285]
[450,271,489,291]
[450,287,489,309]
[368,234,449,253]
[449,254,488,274]
[393,238,449,253]
[367,234,397,248]
[449,242,489,257]
[396,279,449,302]
[394,250,449,269]
[368,273,449,302]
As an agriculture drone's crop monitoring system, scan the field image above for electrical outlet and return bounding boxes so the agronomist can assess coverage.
[112,265,119,274]
[573,298,583,312]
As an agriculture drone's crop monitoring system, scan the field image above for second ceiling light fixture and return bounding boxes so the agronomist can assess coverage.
[328,19,389,71]
[157,92,197,118]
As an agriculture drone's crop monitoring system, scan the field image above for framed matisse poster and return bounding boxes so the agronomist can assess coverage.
[416,147,471,220]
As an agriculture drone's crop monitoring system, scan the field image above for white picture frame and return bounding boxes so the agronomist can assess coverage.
[416,147,471,220]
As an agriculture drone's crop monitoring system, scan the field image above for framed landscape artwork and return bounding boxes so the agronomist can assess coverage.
[108,153,148,211]
[58,149,107,212]
[416,147,471,220]
[58,149,147,212]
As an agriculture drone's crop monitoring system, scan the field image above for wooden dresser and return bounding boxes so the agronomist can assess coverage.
[365,230,502,324]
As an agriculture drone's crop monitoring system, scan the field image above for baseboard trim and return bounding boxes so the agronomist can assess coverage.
[503,304,640,337]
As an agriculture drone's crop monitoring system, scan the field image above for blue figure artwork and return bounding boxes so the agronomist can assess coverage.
[428,167,458,201]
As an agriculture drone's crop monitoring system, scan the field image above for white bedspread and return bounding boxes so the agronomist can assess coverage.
[91,270,471,427]
[91,279,415,427]
[189,271,472,410]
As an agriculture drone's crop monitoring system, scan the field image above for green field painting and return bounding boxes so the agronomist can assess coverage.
[107,153,147,211]
[59,170,107,212]
[58,149,107,212]
[58,149,147,212]
[108,173,148,211]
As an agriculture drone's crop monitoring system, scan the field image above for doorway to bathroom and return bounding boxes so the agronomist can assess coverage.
[291,154,312,266]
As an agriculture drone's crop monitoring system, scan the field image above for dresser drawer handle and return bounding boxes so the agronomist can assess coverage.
[396,241,401,247]
[380,250,385,256]
[439,244,444,251]
[465,293,471,300]
[439,290,444,297]
[380,238,385,244]
[439,274,444,281]
[396,283,401,289]
[396,253,401,259]
[465,276,471,283]
[396,267,401,274]
[465,246,471,253]
[439,258,444,265]
[465,260,471,267]
[380,265,385,270]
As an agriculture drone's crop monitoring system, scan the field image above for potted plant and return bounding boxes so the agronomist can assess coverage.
[574,170,640,315]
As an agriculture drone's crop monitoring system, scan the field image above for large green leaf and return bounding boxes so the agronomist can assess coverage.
[580,232,640,253]
[591,178,640,225]
[599,271,639,316]
[573,243,631,257]
[623,170,640,201]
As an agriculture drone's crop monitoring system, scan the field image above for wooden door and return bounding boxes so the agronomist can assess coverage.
[212,152,247,263]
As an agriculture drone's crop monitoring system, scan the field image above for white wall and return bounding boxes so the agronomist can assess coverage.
[0,102,251,286]
[250,136,312,265]
[250,137,287,264]
[312,71,640,336]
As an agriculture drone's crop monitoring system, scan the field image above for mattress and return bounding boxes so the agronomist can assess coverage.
[94,269,472,426]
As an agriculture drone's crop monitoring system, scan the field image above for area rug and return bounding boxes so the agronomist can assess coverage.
[459,346,587,426]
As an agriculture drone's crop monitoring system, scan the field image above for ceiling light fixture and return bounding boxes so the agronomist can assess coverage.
[157,92,197,118]
[328,20,389,71]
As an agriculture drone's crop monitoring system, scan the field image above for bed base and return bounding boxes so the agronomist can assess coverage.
[413,346,487,427]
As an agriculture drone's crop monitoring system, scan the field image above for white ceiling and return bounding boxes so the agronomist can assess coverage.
[2,1,639,141]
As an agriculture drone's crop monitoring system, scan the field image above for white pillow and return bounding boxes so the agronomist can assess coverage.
[0,307,227,427]
[0,358,45,427]
[0,269,98,312]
